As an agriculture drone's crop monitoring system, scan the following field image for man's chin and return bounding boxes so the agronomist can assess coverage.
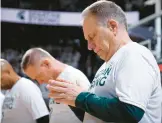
[97,53,106,61]
[100,57,106,61]
[97,55,105,61]
[97,52,110,61]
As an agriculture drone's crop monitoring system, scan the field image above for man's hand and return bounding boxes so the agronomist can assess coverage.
[47,79,86,107]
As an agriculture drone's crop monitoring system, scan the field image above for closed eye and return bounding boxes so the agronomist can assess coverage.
[88,33,97,42]
[88,36,94,43]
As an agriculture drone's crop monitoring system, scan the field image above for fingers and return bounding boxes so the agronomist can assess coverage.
[56,78,69,82]
[48,92,66,99]
[48,80,67,88]
[49,79,71,84]
[48,80,71,88]
[47,85,67,93]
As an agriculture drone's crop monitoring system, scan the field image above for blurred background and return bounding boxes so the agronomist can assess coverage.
[1,0,162,105]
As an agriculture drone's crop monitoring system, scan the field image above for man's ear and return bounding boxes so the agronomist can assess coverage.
[41,59,51,69]
[107,19,118,36]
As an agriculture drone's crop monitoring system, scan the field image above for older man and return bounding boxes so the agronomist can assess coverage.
[47,1,162,123]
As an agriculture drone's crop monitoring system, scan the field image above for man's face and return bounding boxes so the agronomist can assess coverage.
[24,60,53,84]
[83,15,116,61]
[1,71,15,90]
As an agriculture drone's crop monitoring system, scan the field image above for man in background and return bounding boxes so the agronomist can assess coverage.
[1,59,49,123]
[21,48,90,123]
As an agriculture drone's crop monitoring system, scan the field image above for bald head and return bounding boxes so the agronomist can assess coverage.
[0,59,13,73]
[21,48,52,71]
[1,59,19,90]
[21,48,60,84]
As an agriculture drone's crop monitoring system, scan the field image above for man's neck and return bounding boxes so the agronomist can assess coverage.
[105,32,132,62]
[13,74,21,84]
[118,29,132,43]
[6,74,21,90]
[52,60,67,80]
